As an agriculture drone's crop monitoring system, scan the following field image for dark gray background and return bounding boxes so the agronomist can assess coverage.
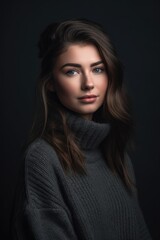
[1,0,160,239]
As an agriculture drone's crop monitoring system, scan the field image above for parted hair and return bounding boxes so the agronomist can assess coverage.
[26,19,134,191]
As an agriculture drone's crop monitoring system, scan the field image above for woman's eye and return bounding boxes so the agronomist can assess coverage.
[93,67,104,73]
[65,70,78,76]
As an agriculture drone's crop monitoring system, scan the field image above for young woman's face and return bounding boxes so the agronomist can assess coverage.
[52,44,108,120]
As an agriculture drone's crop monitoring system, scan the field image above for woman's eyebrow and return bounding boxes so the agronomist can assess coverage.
[91,60,104,67]
[60,60,104,69]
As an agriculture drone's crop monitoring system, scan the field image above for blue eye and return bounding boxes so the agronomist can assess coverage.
[93,67,104,73]
[66,70,78,76]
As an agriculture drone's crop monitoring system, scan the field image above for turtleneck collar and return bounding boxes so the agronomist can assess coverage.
[65,110,110,150]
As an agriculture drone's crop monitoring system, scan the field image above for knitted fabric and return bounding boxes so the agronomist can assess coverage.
[12,111,152,240]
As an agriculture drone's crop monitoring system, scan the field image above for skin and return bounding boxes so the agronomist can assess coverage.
[51,44,108,120]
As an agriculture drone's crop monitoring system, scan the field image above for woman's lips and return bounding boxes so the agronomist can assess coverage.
[78,95,98,103]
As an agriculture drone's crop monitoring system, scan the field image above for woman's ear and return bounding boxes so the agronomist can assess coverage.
[47,80,55,92]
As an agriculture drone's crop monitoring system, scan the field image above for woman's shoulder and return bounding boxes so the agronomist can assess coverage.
[25,138,59,167]
[24,138,63,183]
[23,138,66,208]
[25,137,57,157]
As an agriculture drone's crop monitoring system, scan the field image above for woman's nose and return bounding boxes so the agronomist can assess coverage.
[81,73,94,91]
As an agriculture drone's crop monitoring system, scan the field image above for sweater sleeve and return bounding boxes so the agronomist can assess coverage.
[14,205,78,240]
[13,139,78,240]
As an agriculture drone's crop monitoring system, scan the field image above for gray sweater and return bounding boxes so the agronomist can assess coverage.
[12,112,152,240]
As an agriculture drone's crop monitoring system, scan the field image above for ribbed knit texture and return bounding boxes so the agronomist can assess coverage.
[12,111,152,240]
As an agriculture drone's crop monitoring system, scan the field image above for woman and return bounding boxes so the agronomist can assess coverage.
[12,19,152,239]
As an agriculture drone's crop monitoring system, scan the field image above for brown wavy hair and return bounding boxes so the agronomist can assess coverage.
[26,19,134,190]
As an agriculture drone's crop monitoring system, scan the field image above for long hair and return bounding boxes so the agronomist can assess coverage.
[25,19,134,190]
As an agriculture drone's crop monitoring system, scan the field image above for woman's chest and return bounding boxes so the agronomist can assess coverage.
[66,163,138,239]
